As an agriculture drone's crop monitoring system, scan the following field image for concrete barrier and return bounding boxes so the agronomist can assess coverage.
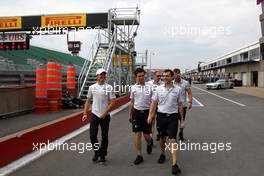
[0,85,35,118]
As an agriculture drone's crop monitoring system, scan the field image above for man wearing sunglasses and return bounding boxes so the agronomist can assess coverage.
[82,68,116,163]
[173,68,193,141]
[148,71,163,142]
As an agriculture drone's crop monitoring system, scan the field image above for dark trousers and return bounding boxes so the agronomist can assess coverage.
[90,113,110,157]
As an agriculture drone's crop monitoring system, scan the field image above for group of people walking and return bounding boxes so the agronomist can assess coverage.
[83,67,193,175]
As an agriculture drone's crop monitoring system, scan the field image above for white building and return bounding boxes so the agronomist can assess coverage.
[185,42,264,87]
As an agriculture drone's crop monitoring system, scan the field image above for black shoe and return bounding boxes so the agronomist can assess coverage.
[147,143,152,154]
[134,155,144,165]
[158,154,166,164]
[92,154,99,162]
[172,164,181,175]
[179,131,184,141]
[156,134,160,141]
[98,156,106,163]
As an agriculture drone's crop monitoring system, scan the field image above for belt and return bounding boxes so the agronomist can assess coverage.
[134,108,149,113]
[158,112,178,117]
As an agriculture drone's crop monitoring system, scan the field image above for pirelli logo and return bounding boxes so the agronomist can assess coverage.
[41,14,86,27]
[0,17,22,30]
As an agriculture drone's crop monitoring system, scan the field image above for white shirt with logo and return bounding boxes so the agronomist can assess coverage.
[130,83,153,110]
[174,79,191,107]
[87,83,116,118]
[147,80,163,93]
[152,84,184,114]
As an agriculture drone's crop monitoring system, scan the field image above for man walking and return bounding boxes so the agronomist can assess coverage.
[148,69,184,175]
[82,68,116,163]
[173,68,193,141]
[148,70,163,141]
[129,68,153,165]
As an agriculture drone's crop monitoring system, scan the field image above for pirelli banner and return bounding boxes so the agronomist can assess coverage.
[113,54,133,66]
[0,13,108,32]
[0,17,22,30]
[41,14,86,28]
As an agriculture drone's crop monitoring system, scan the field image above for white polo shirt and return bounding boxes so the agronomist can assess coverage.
[87,83,116,117]
[130,83,153,110]
[152,84,184,114]
[174,79,191,107]
[147,80,163,93]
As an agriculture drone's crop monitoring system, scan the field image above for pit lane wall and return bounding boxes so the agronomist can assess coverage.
[0,95,130,167]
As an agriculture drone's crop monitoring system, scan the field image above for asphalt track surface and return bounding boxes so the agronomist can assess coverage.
[6,85,264,176]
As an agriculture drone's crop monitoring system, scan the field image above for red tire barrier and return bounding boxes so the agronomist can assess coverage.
[34,64,48,114]
[47,61,61,112]
[66,64,76,97]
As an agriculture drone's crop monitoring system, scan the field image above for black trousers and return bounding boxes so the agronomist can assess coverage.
[90,113,110,157]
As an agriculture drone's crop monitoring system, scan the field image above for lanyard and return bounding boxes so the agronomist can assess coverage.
[159,87,174,105]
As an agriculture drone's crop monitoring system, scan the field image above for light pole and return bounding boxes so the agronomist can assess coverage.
[149,51,155,70]
[145,50,155,80]
[259,1,264,60]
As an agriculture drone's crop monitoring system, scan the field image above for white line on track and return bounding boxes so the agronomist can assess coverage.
[192,86,246,107]
[0,103,130,176]
[193,97,204,107]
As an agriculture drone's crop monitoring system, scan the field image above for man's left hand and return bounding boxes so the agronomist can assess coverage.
[188,102,192,109]
[180,121,185,128]
[100,112,108,119]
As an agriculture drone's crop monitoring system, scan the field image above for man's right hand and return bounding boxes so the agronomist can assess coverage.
[82,114,88,122]
[147,116,153,125]
[129,116,133,123]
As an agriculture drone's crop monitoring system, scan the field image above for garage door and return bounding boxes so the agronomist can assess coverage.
[242,72,247,86]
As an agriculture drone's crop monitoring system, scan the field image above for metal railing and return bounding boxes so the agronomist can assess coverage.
[77,31,101,93]
[78,47,98,97]
[78,28,117,98]
[0,63,36,72]
[103,28,117,71]
[110,7,140,22]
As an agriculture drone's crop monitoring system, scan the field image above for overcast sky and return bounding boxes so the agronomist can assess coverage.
[0,0,262,71]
